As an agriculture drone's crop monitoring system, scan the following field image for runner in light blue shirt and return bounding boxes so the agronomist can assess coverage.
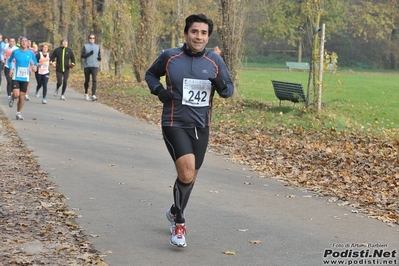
[7,36,37,120]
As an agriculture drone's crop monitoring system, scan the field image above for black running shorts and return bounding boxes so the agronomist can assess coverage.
[12,80,29,93]
[162,126,209,170]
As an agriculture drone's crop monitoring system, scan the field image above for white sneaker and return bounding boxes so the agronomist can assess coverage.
[25,95,30,101]
[42,98,47,104]
[35,91,40,97]
[60,95,66,101]
[9,97,14,108]
[91,95,97,101]
[85,94,90,101]
[54,89,59,96]
[16,113,24,120]
[170,224,187,248]
[166,208,176,234]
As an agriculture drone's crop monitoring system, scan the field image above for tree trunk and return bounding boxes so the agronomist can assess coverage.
[297,39,303,62]
[218,0,248,92]
[317,23,325,112]
[132,0,158,82]
[51,0,60,42]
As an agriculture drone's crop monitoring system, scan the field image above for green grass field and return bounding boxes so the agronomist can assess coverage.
[236,68,399,132]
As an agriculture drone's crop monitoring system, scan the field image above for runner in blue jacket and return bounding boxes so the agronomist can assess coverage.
[145,14,234,248]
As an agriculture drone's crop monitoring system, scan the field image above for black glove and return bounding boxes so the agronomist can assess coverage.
[156,87,174,103]
[208,77,227,92]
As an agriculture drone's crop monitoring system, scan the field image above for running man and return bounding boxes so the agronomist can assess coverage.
[81,34,101,101]
[7,36,38,120]
[50,38,76,100]
[145,14,234,247]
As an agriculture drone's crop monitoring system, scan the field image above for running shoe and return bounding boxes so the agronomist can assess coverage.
[85,94,90,101]
[166,208,176,234]
[16,113,24,120]
[60,95,66,101]
[7,95,11,102]
[91,95,97,101]
[35,91,40,97]
[25,95,30,101]
[9,98,14,108]
[170,224,187,248]
[54,89,59,96]
[42,98,47,104]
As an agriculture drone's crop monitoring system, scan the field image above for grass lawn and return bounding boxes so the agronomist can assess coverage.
[237,68,399,132]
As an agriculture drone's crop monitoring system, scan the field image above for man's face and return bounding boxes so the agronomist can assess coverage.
[9,38,15,47]
[89,35,95,43]
[184,22,209,53]
[20,39,28,49]
[62,40,68,47]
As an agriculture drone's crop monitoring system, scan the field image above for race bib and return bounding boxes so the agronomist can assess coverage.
[182,78,211,107]
[16,67,29,78]
[41,62,49,69]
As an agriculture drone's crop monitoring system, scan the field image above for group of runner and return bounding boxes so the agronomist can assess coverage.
[0,35,38,120]
[0,34,100,120]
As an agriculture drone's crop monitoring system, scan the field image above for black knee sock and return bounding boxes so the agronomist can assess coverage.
[173,178,194,224]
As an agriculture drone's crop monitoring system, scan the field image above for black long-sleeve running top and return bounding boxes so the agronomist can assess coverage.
[145,44,234,128]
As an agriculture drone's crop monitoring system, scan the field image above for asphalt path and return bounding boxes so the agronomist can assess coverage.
[1,76,398,266]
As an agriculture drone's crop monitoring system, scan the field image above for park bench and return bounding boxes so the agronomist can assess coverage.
[286,61,310,71]
[271,80,306,107]
[356,62,373,68]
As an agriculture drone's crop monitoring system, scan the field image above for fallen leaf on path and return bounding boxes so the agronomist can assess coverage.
[222,250,236,255]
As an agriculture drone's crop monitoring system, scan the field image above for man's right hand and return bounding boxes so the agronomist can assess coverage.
[157,89,174,103]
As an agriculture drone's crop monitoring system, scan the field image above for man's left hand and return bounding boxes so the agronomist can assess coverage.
[208,77,227,93]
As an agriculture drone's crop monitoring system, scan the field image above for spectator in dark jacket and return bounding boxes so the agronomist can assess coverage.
[50,38,76,100]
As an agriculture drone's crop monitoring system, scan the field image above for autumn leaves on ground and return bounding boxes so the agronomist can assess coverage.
[0,108,107,265]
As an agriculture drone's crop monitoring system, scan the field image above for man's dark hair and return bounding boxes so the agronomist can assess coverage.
[184,14,213,36]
